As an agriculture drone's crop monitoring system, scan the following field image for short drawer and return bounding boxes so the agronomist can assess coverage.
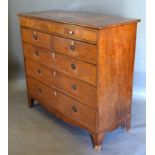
[23,43,52,67]
[20,16,97,43]
[27,77,96,132]
[53,53,96,86]
[25,60,97,108]
[25,59,52,85]
[22,28,52,50]
[52,36,97,64]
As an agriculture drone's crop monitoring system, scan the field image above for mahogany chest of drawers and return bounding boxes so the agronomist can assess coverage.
[18,10,140,151]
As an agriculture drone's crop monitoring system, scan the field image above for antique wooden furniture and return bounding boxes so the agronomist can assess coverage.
[18,10,140,151]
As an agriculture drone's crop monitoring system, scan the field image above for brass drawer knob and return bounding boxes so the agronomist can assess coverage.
[33,31,37,40]
[65,28,74,35]
[35,50,39,56]
[69,30,74,35]
[38,88,42,93]
[71,63,76,70]
[37,69,41,74]
[69,42,76,51]
[72,84,77,90]
[72,106,77,112]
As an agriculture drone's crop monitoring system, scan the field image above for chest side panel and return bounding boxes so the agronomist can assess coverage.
[97,23,137,133]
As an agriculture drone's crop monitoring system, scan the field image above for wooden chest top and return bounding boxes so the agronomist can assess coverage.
[18,10,140,29]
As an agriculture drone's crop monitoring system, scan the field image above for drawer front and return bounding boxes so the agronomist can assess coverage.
[25,59,52,85]
[20,16,97,43]
[25,60,97,108]
[52,36,97,64]
[23,43,52,67]
[22,28,52,50]
[27,77,96,132]
[53,53,96,86]
[27,77,57,109]
[56,88,96,132]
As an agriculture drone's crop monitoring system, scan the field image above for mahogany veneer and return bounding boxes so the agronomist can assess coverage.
[18,10,140,151]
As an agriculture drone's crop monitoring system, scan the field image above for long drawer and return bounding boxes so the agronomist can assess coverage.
[25,59,97,108]
[52,36,97,64]
[23,43,97,86]
[20,16,97,43]
[27,77,96,132]
[52,53,96,86]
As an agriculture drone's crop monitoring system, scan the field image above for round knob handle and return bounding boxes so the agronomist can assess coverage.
[71,63,76,70]
[37,69,41,74]
[38,88,42,93]
[69,44,75,51]
[72,106,77,112]
[35,50,39,56]
[72,84,77,90]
